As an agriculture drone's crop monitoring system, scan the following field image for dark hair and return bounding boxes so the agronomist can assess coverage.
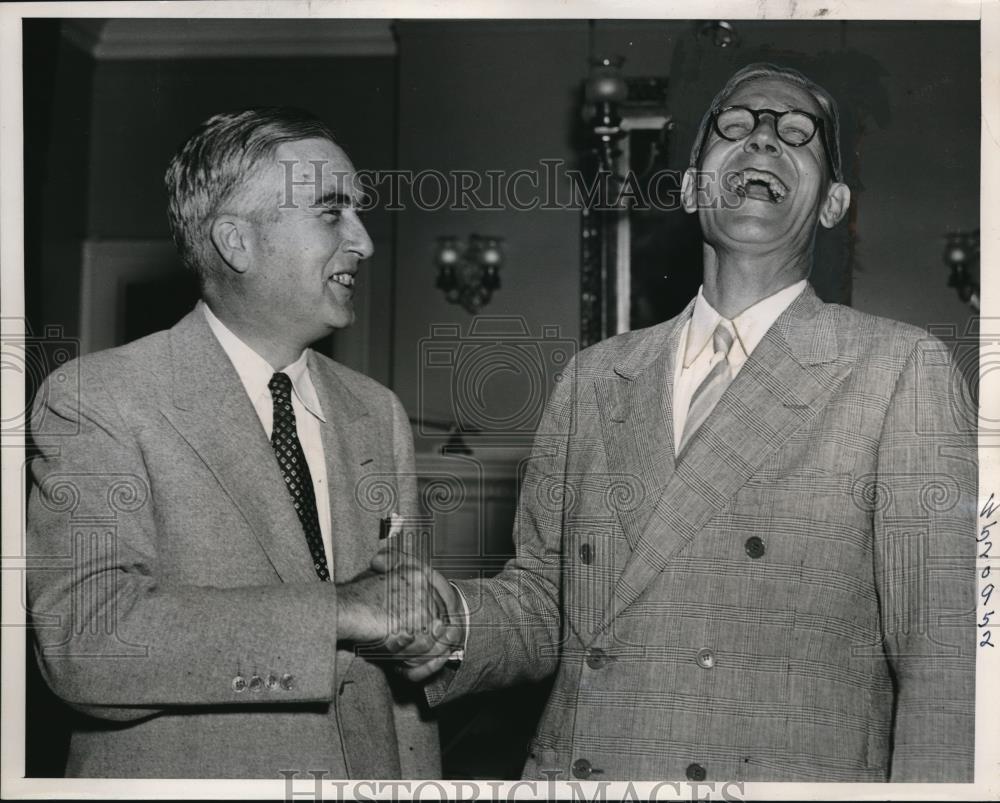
[688,63,843,183]
[164,107,337,277]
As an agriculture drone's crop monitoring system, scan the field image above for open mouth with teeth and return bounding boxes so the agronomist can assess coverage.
[328,273,356,288]
[727,168,789,204]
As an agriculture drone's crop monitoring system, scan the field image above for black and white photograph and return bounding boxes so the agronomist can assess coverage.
[1,1,997,799]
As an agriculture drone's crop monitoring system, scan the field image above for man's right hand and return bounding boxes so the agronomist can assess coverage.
[368,539,466,682]
[335,559,440,645]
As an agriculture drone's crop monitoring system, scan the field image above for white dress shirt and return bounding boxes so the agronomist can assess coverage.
[673,280,807,447]
[201,301,333,569]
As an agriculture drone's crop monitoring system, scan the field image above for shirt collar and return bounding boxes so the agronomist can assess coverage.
[683,279,807,368]
[200,301,327,423]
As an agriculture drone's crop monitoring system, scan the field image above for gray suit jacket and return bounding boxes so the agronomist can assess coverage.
[431,286,976,782]
[27,308,440,779]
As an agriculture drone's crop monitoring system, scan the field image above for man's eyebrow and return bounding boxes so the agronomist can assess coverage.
[314,190,353,208]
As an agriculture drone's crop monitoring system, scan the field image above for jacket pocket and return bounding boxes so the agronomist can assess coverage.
[523,741,563,780]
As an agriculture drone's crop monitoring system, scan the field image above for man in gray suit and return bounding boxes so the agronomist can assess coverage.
[391,64,977,782]
[27,108,456,778]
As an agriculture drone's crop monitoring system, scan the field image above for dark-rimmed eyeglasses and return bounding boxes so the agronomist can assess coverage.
[697,105,838,179]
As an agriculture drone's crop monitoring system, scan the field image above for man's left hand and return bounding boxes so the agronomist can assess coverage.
[372,535,465,682]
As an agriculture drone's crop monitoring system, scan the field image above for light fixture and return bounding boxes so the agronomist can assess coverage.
[584,55,628,172]
[435,235,504,314]
[943,229,980,311]
[698,21,740,49]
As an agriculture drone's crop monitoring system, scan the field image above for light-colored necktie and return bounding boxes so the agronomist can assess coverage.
[678,322,736,456]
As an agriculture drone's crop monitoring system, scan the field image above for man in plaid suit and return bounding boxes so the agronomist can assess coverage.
[389,63,977,782]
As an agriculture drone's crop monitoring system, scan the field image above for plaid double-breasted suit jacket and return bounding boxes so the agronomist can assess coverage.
[431,284,976,782]
[26,308,440,778]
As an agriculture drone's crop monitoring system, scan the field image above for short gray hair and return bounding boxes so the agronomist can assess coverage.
[165,107,337,278]
[688,63,843,183]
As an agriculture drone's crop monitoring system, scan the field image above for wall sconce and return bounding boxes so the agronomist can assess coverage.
[435,235,504,314]
[943,229,980,311]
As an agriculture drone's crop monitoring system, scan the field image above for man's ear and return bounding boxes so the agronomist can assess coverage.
[680,167,699,214]
[209,215,253,273]
[819,182,851,229]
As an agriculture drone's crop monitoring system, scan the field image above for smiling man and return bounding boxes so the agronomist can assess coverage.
[26,108,454,778]
[401,64,976,782]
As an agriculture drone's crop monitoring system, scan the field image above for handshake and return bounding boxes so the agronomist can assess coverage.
[336,516,465,682]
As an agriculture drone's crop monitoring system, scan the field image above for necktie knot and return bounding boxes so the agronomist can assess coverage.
[268,372,293,403]
[712,322,735,358]
[678,321,737,458]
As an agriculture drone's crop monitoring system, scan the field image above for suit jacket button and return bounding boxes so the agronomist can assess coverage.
[248,675,263,692]
[280,673,295,691]
[231,675,247,693]
[586,647,608,670]
[579,543,593,564]
[745,536,765,559]
[265,674,280,691]
[696,648,716,669]
[686,762,707,781]
[572,758,592,779]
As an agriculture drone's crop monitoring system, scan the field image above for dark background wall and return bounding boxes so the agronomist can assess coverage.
[393,21,589,445]
[838,21,980,326]
[24,22,93,348]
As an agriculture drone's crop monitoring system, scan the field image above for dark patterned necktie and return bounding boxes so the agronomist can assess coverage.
[268,372,330,581]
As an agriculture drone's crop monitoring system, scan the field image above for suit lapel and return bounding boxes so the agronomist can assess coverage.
[308,353,375,683]
[601,287,853,631]
[161,309,316,584]
[308,352,374,584]
[596,305,690,550]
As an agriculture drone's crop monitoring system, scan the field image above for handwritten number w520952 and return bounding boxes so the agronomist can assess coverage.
[979,494,997,648]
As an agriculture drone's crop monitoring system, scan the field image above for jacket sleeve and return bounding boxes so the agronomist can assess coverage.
[26,358,342,721]
[425,358,576,705]
[873,337,977,781]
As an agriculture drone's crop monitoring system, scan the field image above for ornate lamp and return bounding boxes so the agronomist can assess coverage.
[435,234,504,314]
[698,21,741,49]
[584,56,628,172]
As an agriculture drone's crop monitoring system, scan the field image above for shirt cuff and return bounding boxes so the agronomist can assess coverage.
[447,581,471,662]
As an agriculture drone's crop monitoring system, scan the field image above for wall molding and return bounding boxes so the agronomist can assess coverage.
[61,18,396,59]
[79,238,181,355]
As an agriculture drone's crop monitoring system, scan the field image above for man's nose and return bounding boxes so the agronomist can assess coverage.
[346,213,375,260]
[743,114,782,159]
